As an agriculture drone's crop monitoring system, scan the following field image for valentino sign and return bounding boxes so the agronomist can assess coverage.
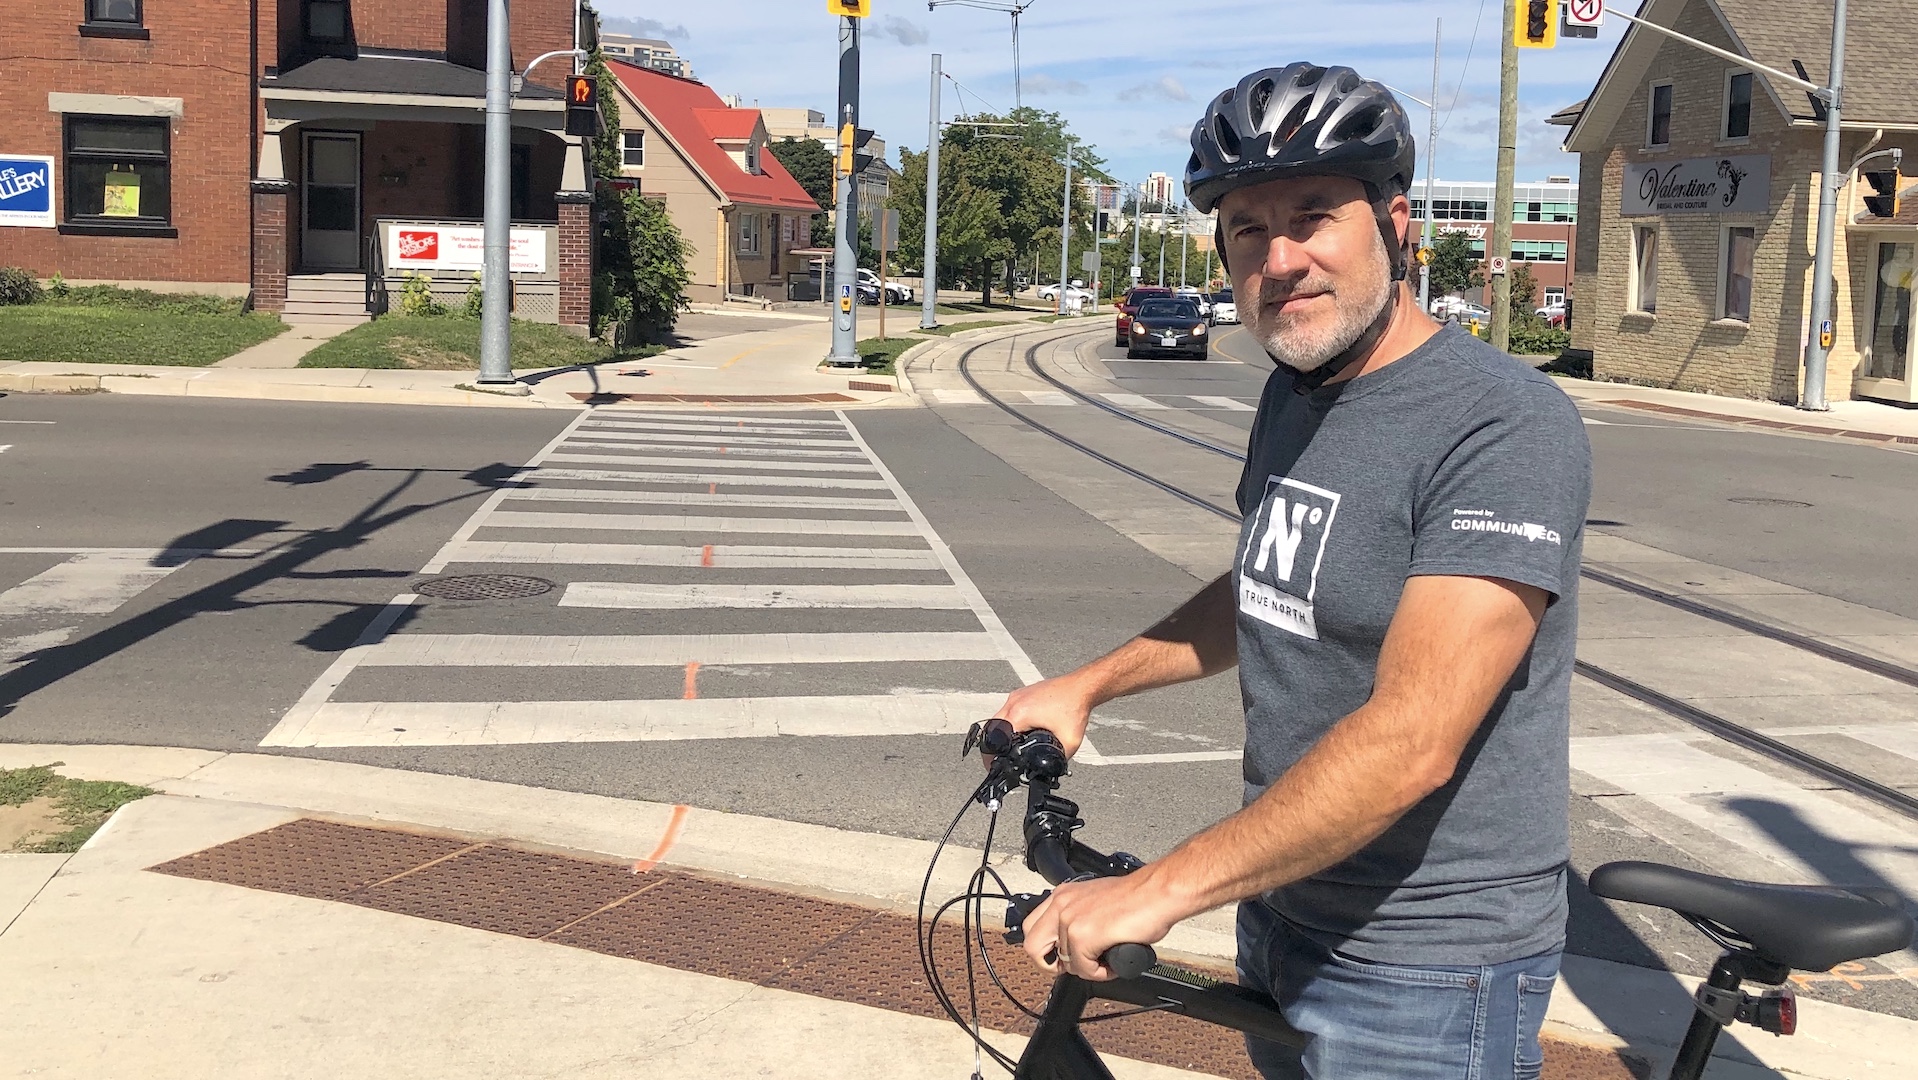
[1622,154,1770,216]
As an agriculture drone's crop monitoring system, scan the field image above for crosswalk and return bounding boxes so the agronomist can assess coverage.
[928,388,1260,411]
[0,548,227,663]
[260,409,1050,749]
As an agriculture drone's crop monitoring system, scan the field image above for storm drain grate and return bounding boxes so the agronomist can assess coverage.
[413,574,556,600]
[149,820,1642,1080]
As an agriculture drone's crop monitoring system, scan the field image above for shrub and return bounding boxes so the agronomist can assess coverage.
[597,191,691,343]
[462,273,484,318]
[45,273,69,299]
[397,272,445,317]
[0,267,43,306]
[41,284,239,314]
[1507,314,1570,356]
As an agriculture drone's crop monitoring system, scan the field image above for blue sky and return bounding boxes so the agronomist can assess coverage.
[599,1,1628,191]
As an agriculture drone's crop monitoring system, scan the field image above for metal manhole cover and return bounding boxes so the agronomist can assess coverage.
[414,574,555,600]
[1728,497,1813,508]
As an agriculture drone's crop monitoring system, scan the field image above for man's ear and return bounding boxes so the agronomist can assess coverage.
[1213,223,1229,275]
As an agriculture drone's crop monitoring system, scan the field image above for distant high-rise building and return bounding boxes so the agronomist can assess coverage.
[599,33,692,80]
[1143,172,1176,208]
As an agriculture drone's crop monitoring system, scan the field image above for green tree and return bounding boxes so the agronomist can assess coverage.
[1427,232,1485,299]
[767,136,833,246]
[1507,261,1539,318]
[598,191,691,342]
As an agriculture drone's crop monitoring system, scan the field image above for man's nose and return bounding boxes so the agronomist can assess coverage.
[1262,235,1310,282]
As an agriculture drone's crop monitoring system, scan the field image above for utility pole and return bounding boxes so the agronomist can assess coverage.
[1420,18,1440,313]
[1178,200,1189,288]
[1490,0,1518,351]
[1130,180,1143,284]
[476,0,523,390]
[1056,139,1072,316]
[826,16,861,365]
[1800,0,1847,409]
[920,53,942,330]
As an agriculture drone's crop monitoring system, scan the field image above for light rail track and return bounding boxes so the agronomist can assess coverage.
[953,329,1918,821]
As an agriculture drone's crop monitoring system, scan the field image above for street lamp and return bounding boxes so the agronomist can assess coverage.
[927,0,1042,110]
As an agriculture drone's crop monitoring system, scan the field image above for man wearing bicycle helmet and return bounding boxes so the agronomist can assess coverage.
[999,64,1590,1079]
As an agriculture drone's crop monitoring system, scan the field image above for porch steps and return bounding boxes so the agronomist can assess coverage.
[282,273,372,326]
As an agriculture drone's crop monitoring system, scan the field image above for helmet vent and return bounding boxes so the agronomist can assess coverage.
[1334,105,1385,143]
[1213,113,1241,160]
[1275,98,1313,145]
[1248,79,1275,129]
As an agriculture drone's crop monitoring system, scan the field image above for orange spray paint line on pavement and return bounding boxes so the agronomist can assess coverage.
[709,483,718,494]
[700,543,715,567]
[682,661,700,700]
[632,804,690,874]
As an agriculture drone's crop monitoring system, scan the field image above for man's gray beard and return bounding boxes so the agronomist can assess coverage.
[1246,235,1393,374]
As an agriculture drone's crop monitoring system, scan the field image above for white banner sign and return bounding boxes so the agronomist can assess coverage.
[386,224,548,274]
[1622,155,1770,216]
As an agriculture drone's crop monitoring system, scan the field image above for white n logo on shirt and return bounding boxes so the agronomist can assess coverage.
[1236,476,1342,640]
[1251,498,1312,582]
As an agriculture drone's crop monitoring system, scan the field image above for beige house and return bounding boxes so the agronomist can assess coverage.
[607,61,821,304]
[1554,0,1918,403]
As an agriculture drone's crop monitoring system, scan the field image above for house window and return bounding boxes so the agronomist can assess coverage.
[738,212,762,255]
[85,0,140,24]
[622,131,645,168]
[1632,226,1659,314]
[1544,287,1566,306]
[305,0,348,44]
[1512,240,1568,262]
[1723,71,1753,141]
[1866,243,1912,381]
[1648,81,1673,148]
[1721,226,1755,321]
[64,116,171,229]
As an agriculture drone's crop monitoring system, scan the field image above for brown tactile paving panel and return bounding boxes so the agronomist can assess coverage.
[355,845,649,939]
[548,873,874,983]
[149,818,472,901]
[151,819,1646,1080]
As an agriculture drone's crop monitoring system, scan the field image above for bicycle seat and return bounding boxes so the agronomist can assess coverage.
[1589,861,1914,972]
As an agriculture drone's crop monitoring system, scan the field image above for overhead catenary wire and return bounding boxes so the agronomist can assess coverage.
[1436,0,1491,137]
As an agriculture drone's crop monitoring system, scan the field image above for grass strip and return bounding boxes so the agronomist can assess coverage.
[0,306,286,366]
[1,763,156,854]
[299,315,662,370]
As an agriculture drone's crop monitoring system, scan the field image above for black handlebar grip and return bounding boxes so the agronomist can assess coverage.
[1102,943,1158,979]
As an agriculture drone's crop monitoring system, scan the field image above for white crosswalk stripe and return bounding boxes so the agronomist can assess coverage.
[930,388,986,404]
[1190,396,1257,412]
[263,408,1074,752]
[1100,393,1172,410]
[1021,391,1078,407]
[0,548,235,664]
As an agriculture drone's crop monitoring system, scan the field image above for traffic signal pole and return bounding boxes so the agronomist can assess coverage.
[478,0,522,389]
[827,16,862,366]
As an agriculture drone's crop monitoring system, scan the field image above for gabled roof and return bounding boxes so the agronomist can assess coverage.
[609,61,819,213]
[1566,0,1918,152]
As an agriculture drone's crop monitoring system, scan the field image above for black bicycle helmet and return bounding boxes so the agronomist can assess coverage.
[1185,63,1416,216]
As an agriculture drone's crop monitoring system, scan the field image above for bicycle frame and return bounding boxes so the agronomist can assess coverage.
[1014,965,1306,1080]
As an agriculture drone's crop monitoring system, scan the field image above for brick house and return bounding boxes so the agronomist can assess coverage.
[604,61,821,305]
[1553,0,1918,403]
[0,0,595,333]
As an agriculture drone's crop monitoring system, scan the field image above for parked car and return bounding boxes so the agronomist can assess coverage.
[1115,285,1173,345]
[1431,296,1491,322]
[1037,280,1096,304]
[1125,297,1209,360]
[1173,285,1212,320]
[1012,272,1030,293]
[1208,290,1238,324]
[1535,303,1568,328]
[857,268,913,304]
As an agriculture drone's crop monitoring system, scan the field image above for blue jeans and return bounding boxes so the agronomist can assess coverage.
[1235,899,1561,1080]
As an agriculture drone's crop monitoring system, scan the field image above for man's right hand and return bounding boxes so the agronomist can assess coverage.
[992,672,1099,758]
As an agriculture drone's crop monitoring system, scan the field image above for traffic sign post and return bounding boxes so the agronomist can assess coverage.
[1564,0,1601,38]
[827,16,862,367]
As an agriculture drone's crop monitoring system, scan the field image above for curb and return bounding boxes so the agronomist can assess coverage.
[0,372,107,394]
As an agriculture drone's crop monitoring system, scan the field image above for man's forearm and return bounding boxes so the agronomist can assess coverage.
[1074,573,1238,706]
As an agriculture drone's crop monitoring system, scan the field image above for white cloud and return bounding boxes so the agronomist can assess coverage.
[601,15,689,40]
[1121,76,1191,103]
[875,15,930,46]
[1024,73,1088,97]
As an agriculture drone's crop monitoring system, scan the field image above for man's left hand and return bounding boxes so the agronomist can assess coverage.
[1019,872,1184,981]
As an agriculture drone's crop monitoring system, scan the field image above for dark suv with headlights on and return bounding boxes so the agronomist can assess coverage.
[1115,285,1173,346]
[1125,297,1209,359]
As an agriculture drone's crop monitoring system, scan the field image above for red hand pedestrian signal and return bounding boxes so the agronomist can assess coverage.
[567,74,596,106]
[565,75,600,137]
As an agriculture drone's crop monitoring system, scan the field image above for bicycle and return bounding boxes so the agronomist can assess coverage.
[921,718,1916,1080]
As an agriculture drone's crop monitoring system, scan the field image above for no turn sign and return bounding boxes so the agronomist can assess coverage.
[1567,0,1603,26]
[1489,256,1509,276]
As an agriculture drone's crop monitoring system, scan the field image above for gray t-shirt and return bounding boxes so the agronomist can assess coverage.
[1233,325,1591,967]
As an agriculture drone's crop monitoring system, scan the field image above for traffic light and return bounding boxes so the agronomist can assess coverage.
[564,74,600,137]
[827,0,870,16]
[838,124,876,178]
[1862,167,1903,218]
[1515,0,1558,48]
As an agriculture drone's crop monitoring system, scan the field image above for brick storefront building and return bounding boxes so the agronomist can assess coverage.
[0,0,597,332]
[1554,0,1918,403]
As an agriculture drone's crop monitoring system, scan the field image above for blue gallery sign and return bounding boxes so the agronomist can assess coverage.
[0,155,55,228]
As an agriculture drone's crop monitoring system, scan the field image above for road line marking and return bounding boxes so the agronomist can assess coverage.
[1021,391,1078,407]
[0,420,56,425]
[439,540,942,569]
[929,388,986,404]
[504,488,902,511]
[545,452,878,474]
[1582,417,1613,426]
[1100,393,1171,410]
[259,594,419,747]
[358,631,1003,668]
[0,446,11,454]
[563,440,865,460]
[586,421,852,439]
[271,693,1013,746]
[420,410,597,575]
[1,626,77,664]
[559,582,971,610]
[0,546,261,556]
[0,550,192,616]
[589,413,843,428]
[483,511,922,536]
[838,411,1051,690]
[633,805,690,873]
[568,429,856,449]
[526,467,892,490]
[683,661,700,700]
[1190,396,1256,412]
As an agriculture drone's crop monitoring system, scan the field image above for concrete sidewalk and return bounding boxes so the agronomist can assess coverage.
[4,746,1912,1079]
[1559,379,1918,444]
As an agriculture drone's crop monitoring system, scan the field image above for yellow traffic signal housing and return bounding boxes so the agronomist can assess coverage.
[838,123,855,177]
[1862,168,1903,218]
[828,0,871,16]
[1515,0,1559,48]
